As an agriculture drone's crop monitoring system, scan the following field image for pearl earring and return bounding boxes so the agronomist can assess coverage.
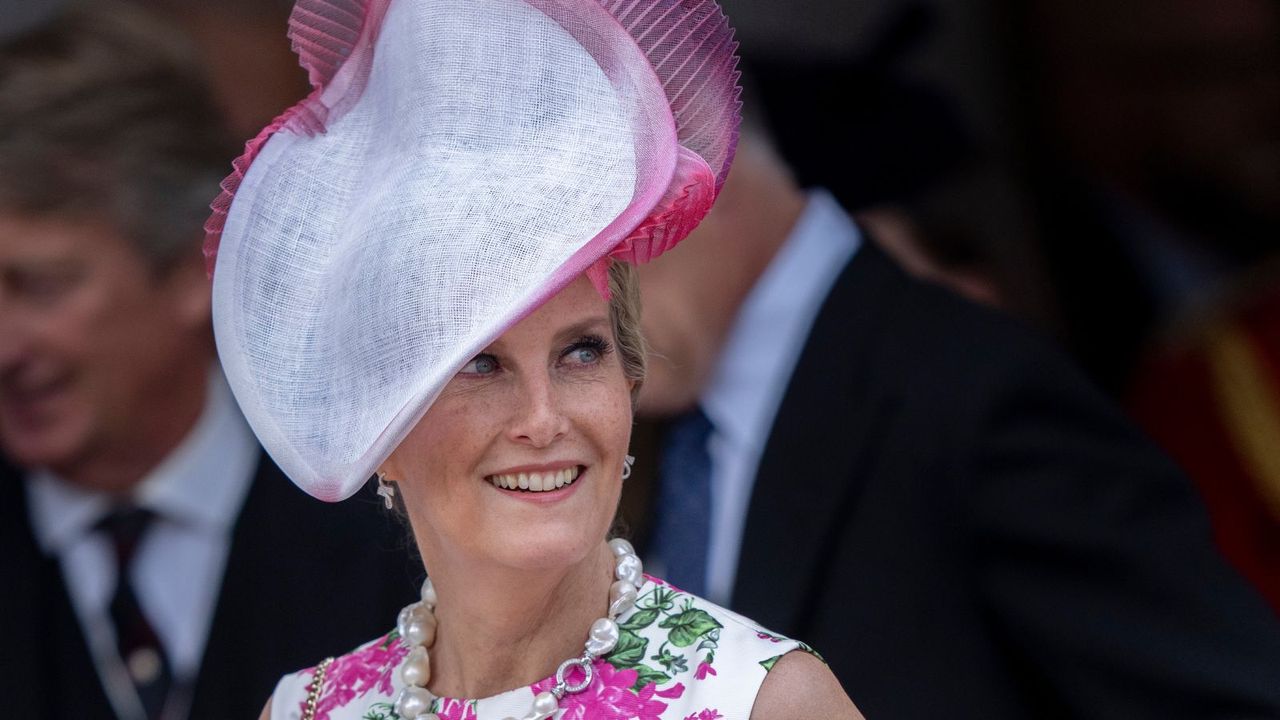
[621,454,635,480]
[376,471,397,509]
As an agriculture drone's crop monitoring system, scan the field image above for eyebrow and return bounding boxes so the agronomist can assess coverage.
[555,316,611,342]
[477,315,612,357]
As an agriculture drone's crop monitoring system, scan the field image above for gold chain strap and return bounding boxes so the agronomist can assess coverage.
[300,657,335,720]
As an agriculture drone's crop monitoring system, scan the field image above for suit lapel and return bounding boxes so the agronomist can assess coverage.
[190,453,420,719]
[731,242,907,635]
[0,466,117,719]
[188,453,294,719]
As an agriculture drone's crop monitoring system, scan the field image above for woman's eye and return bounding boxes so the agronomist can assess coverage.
[460,354,498,375]
[570,346,600,364]
[563,337,610,366]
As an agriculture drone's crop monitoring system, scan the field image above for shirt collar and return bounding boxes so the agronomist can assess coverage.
[701,190,862,445]
[26,369,260,554]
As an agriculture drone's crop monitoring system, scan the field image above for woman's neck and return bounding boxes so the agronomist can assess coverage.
[423,541,616,699]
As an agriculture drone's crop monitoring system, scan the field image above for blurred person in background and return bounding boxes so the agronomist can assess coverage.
[632,112,1280,717]
[0,3,415,719]
[1129,270,1280,612]
[1021,0,1280,614]
[1023,0,1280,392]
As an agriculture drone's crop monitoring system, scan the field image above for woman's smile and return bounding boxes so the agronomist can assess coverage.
[485,463,587,503]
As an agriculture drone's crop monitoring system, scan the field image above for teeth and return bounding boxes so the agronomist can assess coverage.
[488,467,581,493]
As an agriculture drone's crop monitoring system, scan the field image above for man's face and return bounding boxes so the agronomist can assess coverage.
[0,213,210,478]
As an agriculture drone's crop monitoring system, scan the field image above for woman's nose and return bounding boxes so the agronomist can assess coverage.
[508,374,569,448]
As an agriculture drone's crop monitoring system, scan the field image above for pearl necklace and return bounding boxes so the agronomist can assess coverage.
[393,538,644,720]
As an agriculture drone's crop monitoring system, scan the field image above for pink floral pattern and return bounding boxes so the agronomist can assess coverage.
[278,576,812,720]
[530,661,683,720]
[302,632,408,720]
[435,697,478,720]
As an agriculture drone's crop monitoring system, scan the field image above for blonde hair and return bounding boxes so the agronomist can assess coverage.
[607,261,647,403]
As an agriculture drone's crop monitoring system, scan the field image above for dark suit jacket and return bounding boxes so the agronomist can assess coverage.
[730,242,1280,718]
[1,453,420,719]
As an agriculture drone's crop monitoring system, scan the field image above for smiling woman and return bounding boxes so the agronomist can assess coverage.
[207,0,861,718]
[384,276,636,580]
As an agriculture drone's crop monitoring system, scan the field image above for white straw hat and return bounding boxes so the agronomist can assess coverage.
[206,0,741,500]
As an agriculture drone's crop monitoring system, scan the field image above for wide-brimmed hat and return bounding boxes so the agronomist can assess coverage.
[207,0,741,500]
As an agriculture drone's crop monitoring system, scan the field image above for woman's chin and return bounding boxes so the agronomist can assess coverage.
[478,518,610,574]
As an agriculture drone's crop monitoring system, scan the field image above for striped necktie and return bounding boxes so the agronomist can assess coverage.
[97,507,172,720]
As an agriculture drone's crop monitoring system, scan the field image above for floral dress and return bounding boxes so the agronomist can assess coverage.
[269,575,817,720]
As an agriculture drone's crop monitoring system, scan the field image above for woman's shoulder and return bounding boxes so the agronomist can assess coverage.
[629,580,860,719]
[600,575,824,718]
[267,630,406,720]
[629,574,820,665]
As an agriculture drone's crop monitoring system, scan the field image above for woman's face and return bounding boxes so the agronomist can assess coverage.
[385,275,635,574]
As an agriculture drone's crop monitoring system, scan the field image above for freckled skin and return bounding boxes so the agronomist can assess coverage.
[383,276,635,574]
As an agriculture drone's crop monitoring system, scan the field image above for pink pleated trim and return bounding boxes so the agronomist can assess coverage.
[203,0,740,275]
[602,0,742,189]
[586,146,716,296]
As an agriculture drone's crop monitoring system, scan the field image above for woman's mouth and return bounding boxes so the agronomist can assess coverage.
[486,465,583,493]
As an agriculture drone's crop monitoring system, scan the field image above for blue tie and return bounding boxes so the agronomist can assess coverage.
[653,407,714,597]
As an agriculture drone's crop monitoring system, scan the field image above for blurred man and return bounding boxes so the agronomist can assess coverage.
[0,5,415,719]
[635,128,1280,718]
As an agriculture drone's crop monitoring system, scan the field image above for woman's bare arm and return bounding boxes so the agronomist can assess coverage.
[751,651,864,720]
[258,695,273,720]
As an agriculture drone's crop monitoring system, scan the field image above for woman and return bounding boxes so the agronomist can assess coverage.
[206,0,863,718]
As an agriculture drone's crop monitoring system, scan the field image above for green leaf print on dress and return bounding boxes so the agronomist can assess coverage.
[658,603,723,648]
[603,581,727,694]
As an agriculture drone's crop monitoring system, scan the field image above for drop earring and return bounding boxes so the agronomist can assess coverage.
[621,454,635,480]
[376,471,397,509]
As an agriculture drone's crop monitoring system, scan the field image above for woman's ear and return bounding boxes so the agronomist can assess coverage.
[378,455,403,484]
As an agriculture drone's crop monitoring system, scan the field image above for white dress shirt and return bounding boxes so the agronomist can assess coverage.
[26,369,259,719]
[699,190,862,605]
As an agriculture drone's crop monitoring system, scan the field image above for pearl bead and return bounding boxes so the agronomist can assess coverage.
[394,686,433,718]
[615,553,643,587]
[397,603,424,641]
[420,577,438,608]
[413,715,441,720]
[585,617,620,656]
[400,646,431,687]
[404,617,437,648]
[608,538,635,557]
[532,690,559,716]
[608,580,637,617]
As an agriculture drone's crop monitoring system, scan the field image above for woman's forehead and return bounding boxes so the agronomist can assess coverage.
[492,276,612,347]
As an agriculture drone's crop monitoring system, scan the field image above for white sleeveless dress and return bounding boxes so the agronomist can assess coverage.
[269,575,817,720]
